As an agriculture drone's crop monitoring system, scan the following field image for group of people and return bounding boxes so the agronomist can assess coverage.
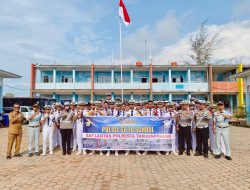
[6,94,232,161]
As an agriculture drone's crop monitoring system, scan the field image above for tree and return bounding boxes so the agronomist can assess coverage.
[4,92,15,97]
[190,19,219,65]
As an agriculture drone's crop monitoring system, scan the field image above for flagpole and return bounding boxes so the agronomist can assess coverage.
[119,18,124,102]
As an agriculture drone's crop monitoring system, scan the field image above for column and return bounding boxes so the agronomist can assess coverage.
[73,68,76,90]
[187,68,191,91]
[72,93,76,102]
[30,64,36,97]
[53,68,56,89]
[131,92,133,100]
[230,94,234,114]
[111,69,114,88]
[91,64,94,102]
[169,93,172,102]
[169,69,172,90]
[130,69,133,87]
[188,92,191,102]
[53,93,56,99]
[150,64,153,100]
[208,64,213,103]
[112,92,115,101]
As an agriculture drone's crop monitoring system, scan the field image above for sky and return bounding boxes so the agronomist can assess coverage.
[1,0,250,96]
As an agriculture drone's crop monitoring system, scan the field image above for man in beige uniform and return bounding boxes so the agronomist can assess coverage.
[7,103,24,159]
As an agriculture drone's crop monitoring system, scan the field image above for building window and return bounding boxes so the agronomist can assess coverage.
[141,77,147,83]
[152,78,158,83]
[43,76,53,83]
[61,76,72,83]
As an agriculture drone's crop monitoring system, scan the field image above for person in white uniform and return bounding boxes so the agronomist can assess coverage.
[27,103,42,157]
[41,105,55,156]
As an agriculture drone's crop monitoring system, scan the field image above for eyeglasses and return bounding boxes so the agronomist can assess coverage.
[14,107,20,109]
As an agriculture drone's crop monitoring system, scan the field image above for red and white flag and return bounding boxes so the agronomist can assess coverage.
[119,0,130,26]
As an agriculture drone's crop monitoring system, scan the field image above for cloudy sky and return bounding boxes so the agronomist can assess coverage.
[1,0,250,96]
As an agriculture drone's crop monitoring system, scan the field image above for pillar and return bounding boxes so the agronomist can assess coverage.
[149,64,153,100]
[91,64,94,102]
[30,64,36,97]
[208,64,213,104]
[169,69,172,90]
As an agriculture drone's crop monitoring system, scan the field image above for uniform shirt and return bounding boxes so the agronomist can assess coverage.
[194,109,212,128]
[54,110,63,124]
[28,110,42,127]
[214,110,231,128]
[41,114,54,127]
[144,108,155,116]
[157,108,166,117]
[134,109,143,116]
[177,110,194,126]
[8,111,24,135]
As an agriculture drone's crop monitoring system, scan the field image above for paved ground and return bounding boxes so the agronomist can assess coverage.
[0,126,249,190]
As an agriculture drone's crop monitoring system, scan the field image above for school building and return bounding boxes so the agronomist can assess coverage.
[30,63,250,111]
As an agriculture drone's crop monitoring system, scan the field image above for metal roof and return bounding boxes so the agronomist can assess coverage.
[0,70,21,78]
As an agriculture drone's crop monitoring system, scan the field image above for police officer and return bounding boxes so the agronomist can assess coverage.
[213,101,232,160]
[194,100,212,158]
[176,100,194,156]
[60,102,74,155]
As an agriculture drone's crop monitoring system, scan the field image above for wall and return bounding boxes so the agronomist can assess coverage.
[76,71,91,83]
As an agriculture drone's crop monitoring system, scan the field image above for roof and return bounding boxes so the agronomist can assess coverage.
[0,70,21,78]
[230,69,250,78]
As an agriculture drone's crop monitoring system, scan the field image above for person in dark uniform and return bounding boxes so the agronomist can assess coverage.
[60,102,74,155]
[194,100,212,158]
[176,100,194,156]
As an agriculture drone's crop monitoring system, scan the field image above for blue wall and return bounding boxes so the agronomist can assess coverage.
[94,72,111,83]
[172,94,188,101]
[41,71,53,82]
[114,72,131,83]
[153,71,169,82]
[56,71,72,83]
[153,94,169,101]
[76,71,91,82]
[133,71,149,83]
[171,71,187,82]
[191,71,206,82]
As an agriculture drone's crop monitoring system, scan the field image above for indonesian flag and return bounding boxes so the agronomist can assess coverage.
[119,0,130,26]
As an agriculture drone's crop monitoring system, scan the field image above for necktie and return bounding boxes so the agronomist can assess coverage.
[118,110,120,116]
[150,109,151,116]
[131,110,133,116]
[170,112,172,117]
[111,110,114,116]
[47,116,50,126]
[123,111,124,116]
[160,110,162,117]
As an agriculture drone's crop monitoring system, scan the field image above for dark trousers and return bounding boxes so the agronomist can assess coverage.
[178,125,192,153]
[196,127,209,155]
[60,129,73,154]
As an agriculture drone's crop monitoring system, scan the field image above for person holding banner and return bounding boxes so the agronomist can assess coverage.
[193,100,212,158]
[176,100,194,156]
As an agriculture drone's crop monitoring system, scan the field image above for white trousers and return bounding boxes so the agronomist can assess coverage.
[209,124,216,154]
[28,126,40,153]
[76,124,83,151]
[215,127,230,156]
[43,126,54,153]
[53,127,61,148]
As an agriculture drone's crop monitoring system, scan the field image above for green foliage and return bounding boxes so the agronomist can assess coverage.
[234,106,247,119]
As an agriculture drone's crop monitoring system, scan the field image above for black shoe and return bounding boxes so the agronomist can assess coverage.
[225,156,232,160]
[14,154,23,157]
[178,151,183,155]
[67,151,71,155]
[215,155,221,159]
[204,154,208,158]
[187,152,191,156]
[28,153,33,157]
[6,156,11,160]
[194,152,202,156]
[34,152,40,156]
